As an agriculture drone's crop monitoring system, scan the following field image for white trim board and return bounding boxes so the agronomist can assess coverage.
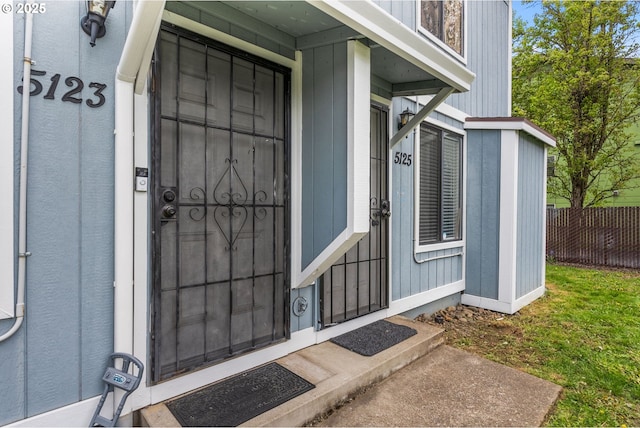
[5,396,103,428]
[498,129,518,305]
[389,281,465,316]
[464,118,556,147]
[0,8,14,319]
[461,286,546,315]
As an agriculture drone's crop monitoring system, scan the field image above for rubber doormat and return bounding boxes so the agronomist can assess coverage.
[330,319,417,356]
[166,362,314,427]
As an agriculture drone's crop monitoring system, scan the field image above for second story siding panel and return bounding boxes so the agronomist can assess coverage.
[373,0,417,31]
[447,0,510,117]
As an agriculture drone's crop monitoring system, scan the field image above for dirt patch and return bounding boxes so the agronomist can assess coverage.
[416,305,527,361]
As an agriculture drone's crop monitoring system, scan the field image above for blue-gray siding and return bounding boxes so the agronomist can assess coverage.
[465,129,501,300]
[301,43,348,269]
[290,285,315,332]
[516,135,545,298]
[373,0,417,31]
[391,98,464,302]
[0,3,130,424]
[446,0,510,117]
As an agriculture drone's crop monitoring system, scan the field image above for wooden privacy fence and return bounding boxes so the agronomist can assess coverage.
[546,207,640,269]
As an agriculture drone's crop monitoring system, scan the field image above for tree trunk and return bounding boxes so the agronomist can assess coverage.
[570,183,586,208]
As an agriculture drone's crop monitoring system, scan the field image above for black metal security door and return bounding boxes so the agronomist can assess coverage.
[151,27,290,381]
[320,105,389,327]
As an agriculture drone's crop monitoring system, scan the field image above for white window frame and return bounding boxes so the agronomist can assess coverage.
[416,0,468,65]
[414,117,466,254]
[0,11,14,319]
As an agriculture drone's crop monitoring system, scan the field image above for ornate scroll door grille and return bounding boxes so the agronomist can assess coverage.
[151,27,290,381]
[320,105,389,327]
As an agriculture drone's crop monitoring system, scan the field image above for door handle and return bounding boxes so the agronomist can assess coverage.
[161,204,177,219]
[370,200,390,226]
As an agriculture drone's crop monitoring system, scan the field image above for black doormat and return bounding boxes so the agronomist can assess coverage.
[330,319,417,356]
[166,362,314,427]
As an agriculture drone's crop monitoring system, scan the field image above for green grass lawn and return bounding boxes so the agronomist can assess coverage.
[446,264,640,426]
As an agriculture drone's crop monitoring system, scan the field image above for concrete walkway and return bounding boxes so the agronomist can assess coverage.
[140,316,561,427]
[314,345,562,427]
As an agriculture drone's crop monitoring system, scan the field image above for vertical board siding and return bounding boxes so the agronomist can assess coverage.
[0,3,128,424]
[290,285,315,332]
[516,136,545,298]
[446,0,509,117]
[392,99,463,302]
[465,130,501,300]
[2,11,26,424]
[301,43,348,269]
[373,0,417,31]
[332,44,348,238]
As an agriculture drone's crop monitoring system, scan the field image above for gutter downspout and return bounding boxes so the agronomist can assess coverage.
[0,2,33,343]
[113,0,164,355]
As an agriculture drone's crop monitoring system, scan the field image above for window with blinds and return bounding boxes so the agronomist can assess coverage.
[418,124,462,246]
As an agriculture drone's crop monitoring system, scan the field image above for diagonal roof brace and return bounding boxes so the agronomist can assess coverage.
[390,87,455,147]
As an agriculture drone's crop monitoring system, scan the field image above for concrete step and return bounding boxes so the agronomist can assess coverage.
[139,315,444,427]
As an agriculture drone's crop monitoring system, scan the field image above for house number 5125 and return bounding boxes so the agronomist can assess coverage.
[17,69,107,108]
[394,152,412,166]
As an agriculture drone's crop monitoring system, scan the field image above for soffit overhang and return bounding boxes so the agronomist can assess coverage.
[306,0,474,94]
[210,0,475,96]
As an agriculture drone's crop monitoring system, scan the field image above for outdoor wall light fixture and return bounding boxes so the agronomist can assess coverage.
[81,0,116,47]
[398,108,415,130]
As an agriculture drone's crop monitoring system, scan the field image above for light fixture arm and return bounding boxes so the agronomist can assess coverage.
[81,1,115,47]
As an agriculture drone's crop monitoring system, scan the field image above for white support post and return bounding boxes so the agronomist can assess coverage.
[498,129,519,305]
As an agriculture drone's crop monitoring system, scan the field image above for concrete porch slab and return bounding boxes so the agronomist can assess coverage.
[139,316,444,427]
[139,315,562,427]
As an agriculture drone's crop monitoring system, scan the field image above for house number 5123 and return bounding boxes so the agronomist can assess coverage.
[17,69,107,108]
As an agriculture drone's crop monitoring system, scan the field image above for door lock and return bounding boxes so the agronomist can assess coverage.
[371,200,390,226]
[163,190,176,203]
[381,200,391,218]
[162,204,177,219]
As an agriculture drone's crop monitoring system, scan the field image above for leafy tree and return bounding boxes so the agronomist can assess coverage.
[513,0,640,208]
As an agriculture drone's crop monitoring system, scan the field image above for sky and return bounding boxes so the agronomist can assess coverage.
[511,0,640,52]
[512,0,543,25]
